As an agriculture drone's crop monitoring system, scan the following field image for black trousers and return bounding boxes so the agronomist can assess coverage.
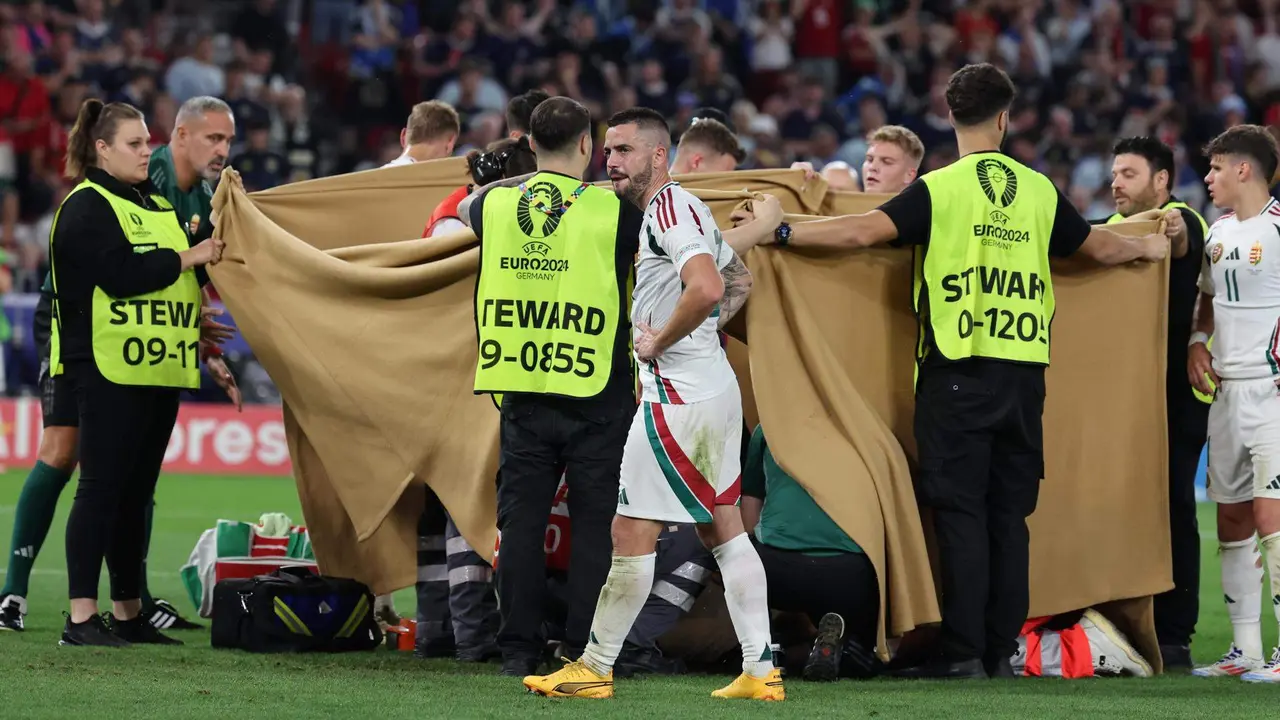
[64,363,180,601]
[495,397,629,661]
[1155,397,1209,647]
[914,360,1045,663]
[754,539,880,650]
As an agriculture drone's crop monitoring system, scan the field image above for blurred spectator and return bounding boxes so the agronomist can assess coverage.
[679,45,742,114]
[232,0,292,75]
[746,0,793,105]
[232,116,290,192]
[166,36,224,105]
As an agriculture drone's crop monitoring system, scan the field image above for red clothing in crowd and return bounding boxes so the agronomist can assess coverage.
[0,73,52,155]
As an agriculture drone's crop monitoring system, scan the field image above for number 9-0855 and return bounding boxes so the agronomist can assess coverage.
[480,340,595,377]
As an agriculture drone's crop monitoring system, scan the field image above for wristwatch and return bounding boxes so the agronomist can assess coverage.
[774,222,792,247]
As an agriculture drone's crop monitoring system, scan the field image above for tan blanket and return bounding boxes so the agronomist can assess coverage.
[211,162,1170,667]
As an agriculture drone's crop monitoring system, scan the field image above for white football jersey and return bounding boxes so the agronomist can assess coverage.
[1198,198,1280,380]
[633,181,736,404]
[381,154,414,168]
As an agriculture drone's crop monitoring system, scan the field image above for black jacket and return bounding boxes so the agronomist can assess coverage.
[51,167,207,364]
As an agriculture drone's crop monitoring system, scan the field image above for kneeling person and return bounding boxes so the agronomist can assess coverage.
[740,424,880,681]
[524,108,781,701]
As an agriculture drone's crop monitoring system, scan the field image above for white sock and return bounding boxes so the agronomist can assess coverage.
[1260,531,1280,639]
[1221,536,1264,660]
[580,553,655,676]
[712,533,774,678]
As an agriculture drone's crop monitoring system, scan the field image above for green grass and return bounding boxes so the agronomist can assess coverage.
[0,470,1275,718]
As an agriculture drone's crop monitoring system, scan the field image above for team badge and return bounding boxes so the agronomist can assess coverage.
[1211,243,1224,264]
[1251,239,1263,265]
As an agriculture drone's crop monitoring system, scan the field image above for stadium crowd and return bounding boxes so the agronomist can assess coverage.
[0,0,1278,687]
[2,0,1279,306]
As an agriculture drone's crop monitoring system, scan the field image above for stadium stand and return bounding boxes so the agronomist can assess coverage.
[0,0,1277,399]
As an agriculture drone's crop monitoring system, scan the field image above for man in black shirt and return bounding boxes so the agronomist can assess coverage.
[754,64,1168,679]
[1094,137,1209,670]
[459,97,642,676]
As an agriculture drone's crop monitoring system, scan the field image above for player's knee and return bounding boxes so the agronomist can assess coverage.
[611,515,661,556]
[695,505,745,550]
[1218,501,1257,541]
[1252,497,1280,536]
[38,427,79,471]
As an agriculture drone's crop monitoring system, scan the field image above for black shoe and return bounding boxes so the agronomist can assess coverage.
[501,657,539,676]
[143,599,202,630]
[60,613,130,648]
[841,636,882,679]
[1160,644,1193,670]
[804,613,846,682]
[0,594,26,632]
[984,657,1016,679]
[107,613,184,645]
[413,637,457,659]
[889,656,988,680]
[457,642,502,663]
[615,643,688,678]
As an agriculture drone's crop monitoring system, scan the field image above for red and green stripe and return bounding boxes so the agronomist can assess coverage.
[1267,320,1280,376]
[644,403,714,522]
[648,359,684,404]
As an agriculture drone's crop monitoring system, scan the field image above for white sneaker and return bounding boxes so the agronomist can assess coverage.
[1191,645,1264,677]
[1241,647,1280,683]
[1080,609,1153,677]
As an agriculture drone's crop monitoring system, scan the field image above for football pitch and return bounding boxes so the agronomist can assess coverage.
[0,470,1274,718]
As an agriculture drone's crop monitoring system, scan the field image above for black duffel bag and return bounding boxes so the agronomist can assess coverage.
[210,566,382,653]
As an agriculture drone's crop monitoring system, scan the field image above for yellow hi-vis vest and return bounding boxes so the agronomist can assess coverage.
[49,179,202,389]
[915,152,1058,365]
[473,172,624,399]
[1107,202,1214,404]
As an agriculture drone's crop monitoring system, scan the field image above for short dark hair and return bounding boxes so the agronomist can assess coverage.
[505,89,550,135]
[945,63,1016,127]
[529,96,592,154]
[606,107,671,148]
[1112,136,1175,185]
[1204,124,1280,185]
[679,118,744,163]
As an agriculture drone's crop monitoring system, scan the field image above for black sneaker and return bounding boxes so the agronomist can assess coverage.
[615,643,688,678]
[144,599,202,630]
[1160,643,1193,671]
[804,613,846,682]
[414,636,457,659]
[60,613,131,647]
[457,642,502,663]
[500,656,539,676]
[841,636,883,679]
[107,613,184,645]
[0,594,26,632]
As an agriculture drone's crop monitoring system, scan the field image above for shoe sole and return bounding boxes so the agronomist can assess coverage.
[1082,610,1153,677]
[804,613,845,682]
[523,682,613,699]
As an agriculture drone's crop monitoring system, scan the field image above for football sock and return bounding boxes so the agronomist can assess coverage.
[580,553,655,676]
[138,499,156,607]
[712,532,775,678]
[1,462,72,598]
[1260,531,1280,632]
[1221,535,1264,660]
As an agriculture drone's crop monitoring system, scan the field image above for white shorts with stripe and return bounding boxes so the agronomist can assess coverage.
[616,383,743,524]
[1207,376,1280,504]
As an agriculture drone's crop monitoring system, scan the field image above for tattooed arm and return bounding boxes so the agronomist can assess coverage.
[716,250,752,330]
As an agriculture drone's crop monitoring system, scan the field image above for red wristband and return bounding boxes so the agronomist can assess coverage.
[201,344,224,362]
